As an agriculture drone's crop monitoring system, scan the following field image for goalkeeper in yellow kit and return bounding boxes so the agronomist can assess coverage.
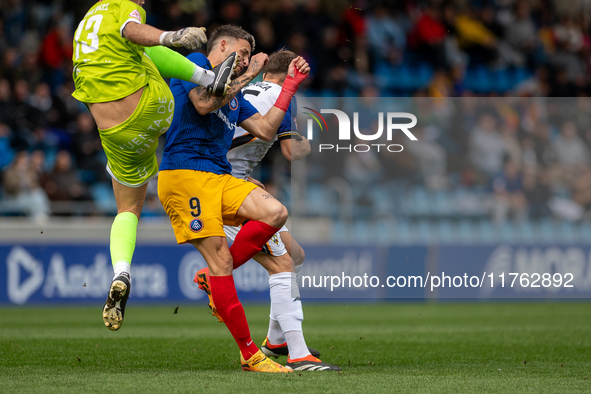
[72,0,241,331]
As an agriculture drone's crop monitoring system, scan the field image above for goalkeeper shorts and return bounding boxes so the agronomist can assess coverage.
[98,75,174,188]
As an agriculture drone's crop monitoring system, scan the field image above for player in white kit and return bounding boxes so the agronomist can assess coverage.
[224,50,340,371]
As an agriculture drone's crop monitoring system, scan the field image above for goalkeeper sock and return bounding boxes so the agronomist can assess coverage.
[230,221,281,270]
[269,272,309,359]
[189,66,215,86]
[110,212,138,278]
[144,46,215,86]
[210,274,259,359]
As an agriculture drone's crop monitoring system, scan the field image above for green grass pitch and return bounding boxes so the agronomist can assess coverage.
[1,302,591,393]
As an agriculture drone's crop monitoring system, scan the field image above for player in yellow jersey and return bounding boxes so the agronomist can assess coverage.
[72,0,240,331]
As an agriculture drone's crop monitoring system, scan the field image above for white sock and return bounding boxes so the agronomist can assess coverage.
[285,331,310,360]
[269,272,310,359]
[112,261,130,279]
[266,318,285,345]
[267,275,286,344]
[191,67,215,86]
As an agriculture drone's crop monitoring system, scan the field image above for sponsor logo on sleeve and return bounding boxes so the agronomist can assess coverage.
[129,9,142,22]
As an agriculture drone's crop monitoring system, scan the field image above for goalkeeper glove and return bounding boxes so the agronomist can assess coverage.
[159,27,207,51]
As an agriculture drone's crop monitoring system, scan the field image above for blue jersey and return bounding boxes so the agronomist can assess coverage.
[160,53,259,175]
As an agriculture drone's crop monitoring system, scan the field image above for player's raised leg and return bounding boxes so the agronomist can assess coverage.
[231,187,288,267]
[144,45,241,97]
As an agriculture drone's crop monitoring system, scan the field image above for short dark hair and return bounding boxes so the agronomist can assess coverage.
[264,49,297,76]
[206,25,255,55]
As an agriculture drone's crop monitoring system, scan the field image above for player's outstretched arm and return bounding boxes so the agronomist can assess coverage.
[239,57,310,141]
[280,135,311,162]
[188,51,268,116]
[124,23,207,50]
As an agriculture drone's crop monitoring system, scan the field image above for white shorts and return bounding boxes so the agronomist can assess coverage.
[223,224,289,257]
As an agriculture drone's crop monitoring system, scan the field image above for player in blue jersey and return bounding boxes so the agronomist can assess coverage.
[157,25,310,372]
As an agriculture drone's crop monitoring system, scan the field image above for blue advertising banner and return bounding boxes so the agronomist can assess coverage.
[385,246,429,298]
[297,245,385,299]
[436,245,591,298]
[0,244,271,305]
[3,243,591,304]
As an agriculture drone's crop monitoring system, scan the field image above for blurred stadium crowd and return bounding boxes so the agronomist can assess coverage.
[2,0,591,240]
[298,96,591,243]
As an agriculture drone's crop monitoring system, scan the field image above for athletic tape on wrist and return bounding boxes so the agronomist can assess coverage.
[274,77,299,112]
[159,32,169,46]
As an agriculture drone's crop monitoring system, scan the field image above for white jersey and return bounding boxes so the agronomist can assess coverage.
[227,81,299,180]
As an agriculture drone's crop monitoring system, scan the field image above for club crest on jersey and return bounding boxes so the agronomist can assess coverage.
[189,219,204,233]
[129,10,142,22]
[271,235,279,246]
[229,98,238,111]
